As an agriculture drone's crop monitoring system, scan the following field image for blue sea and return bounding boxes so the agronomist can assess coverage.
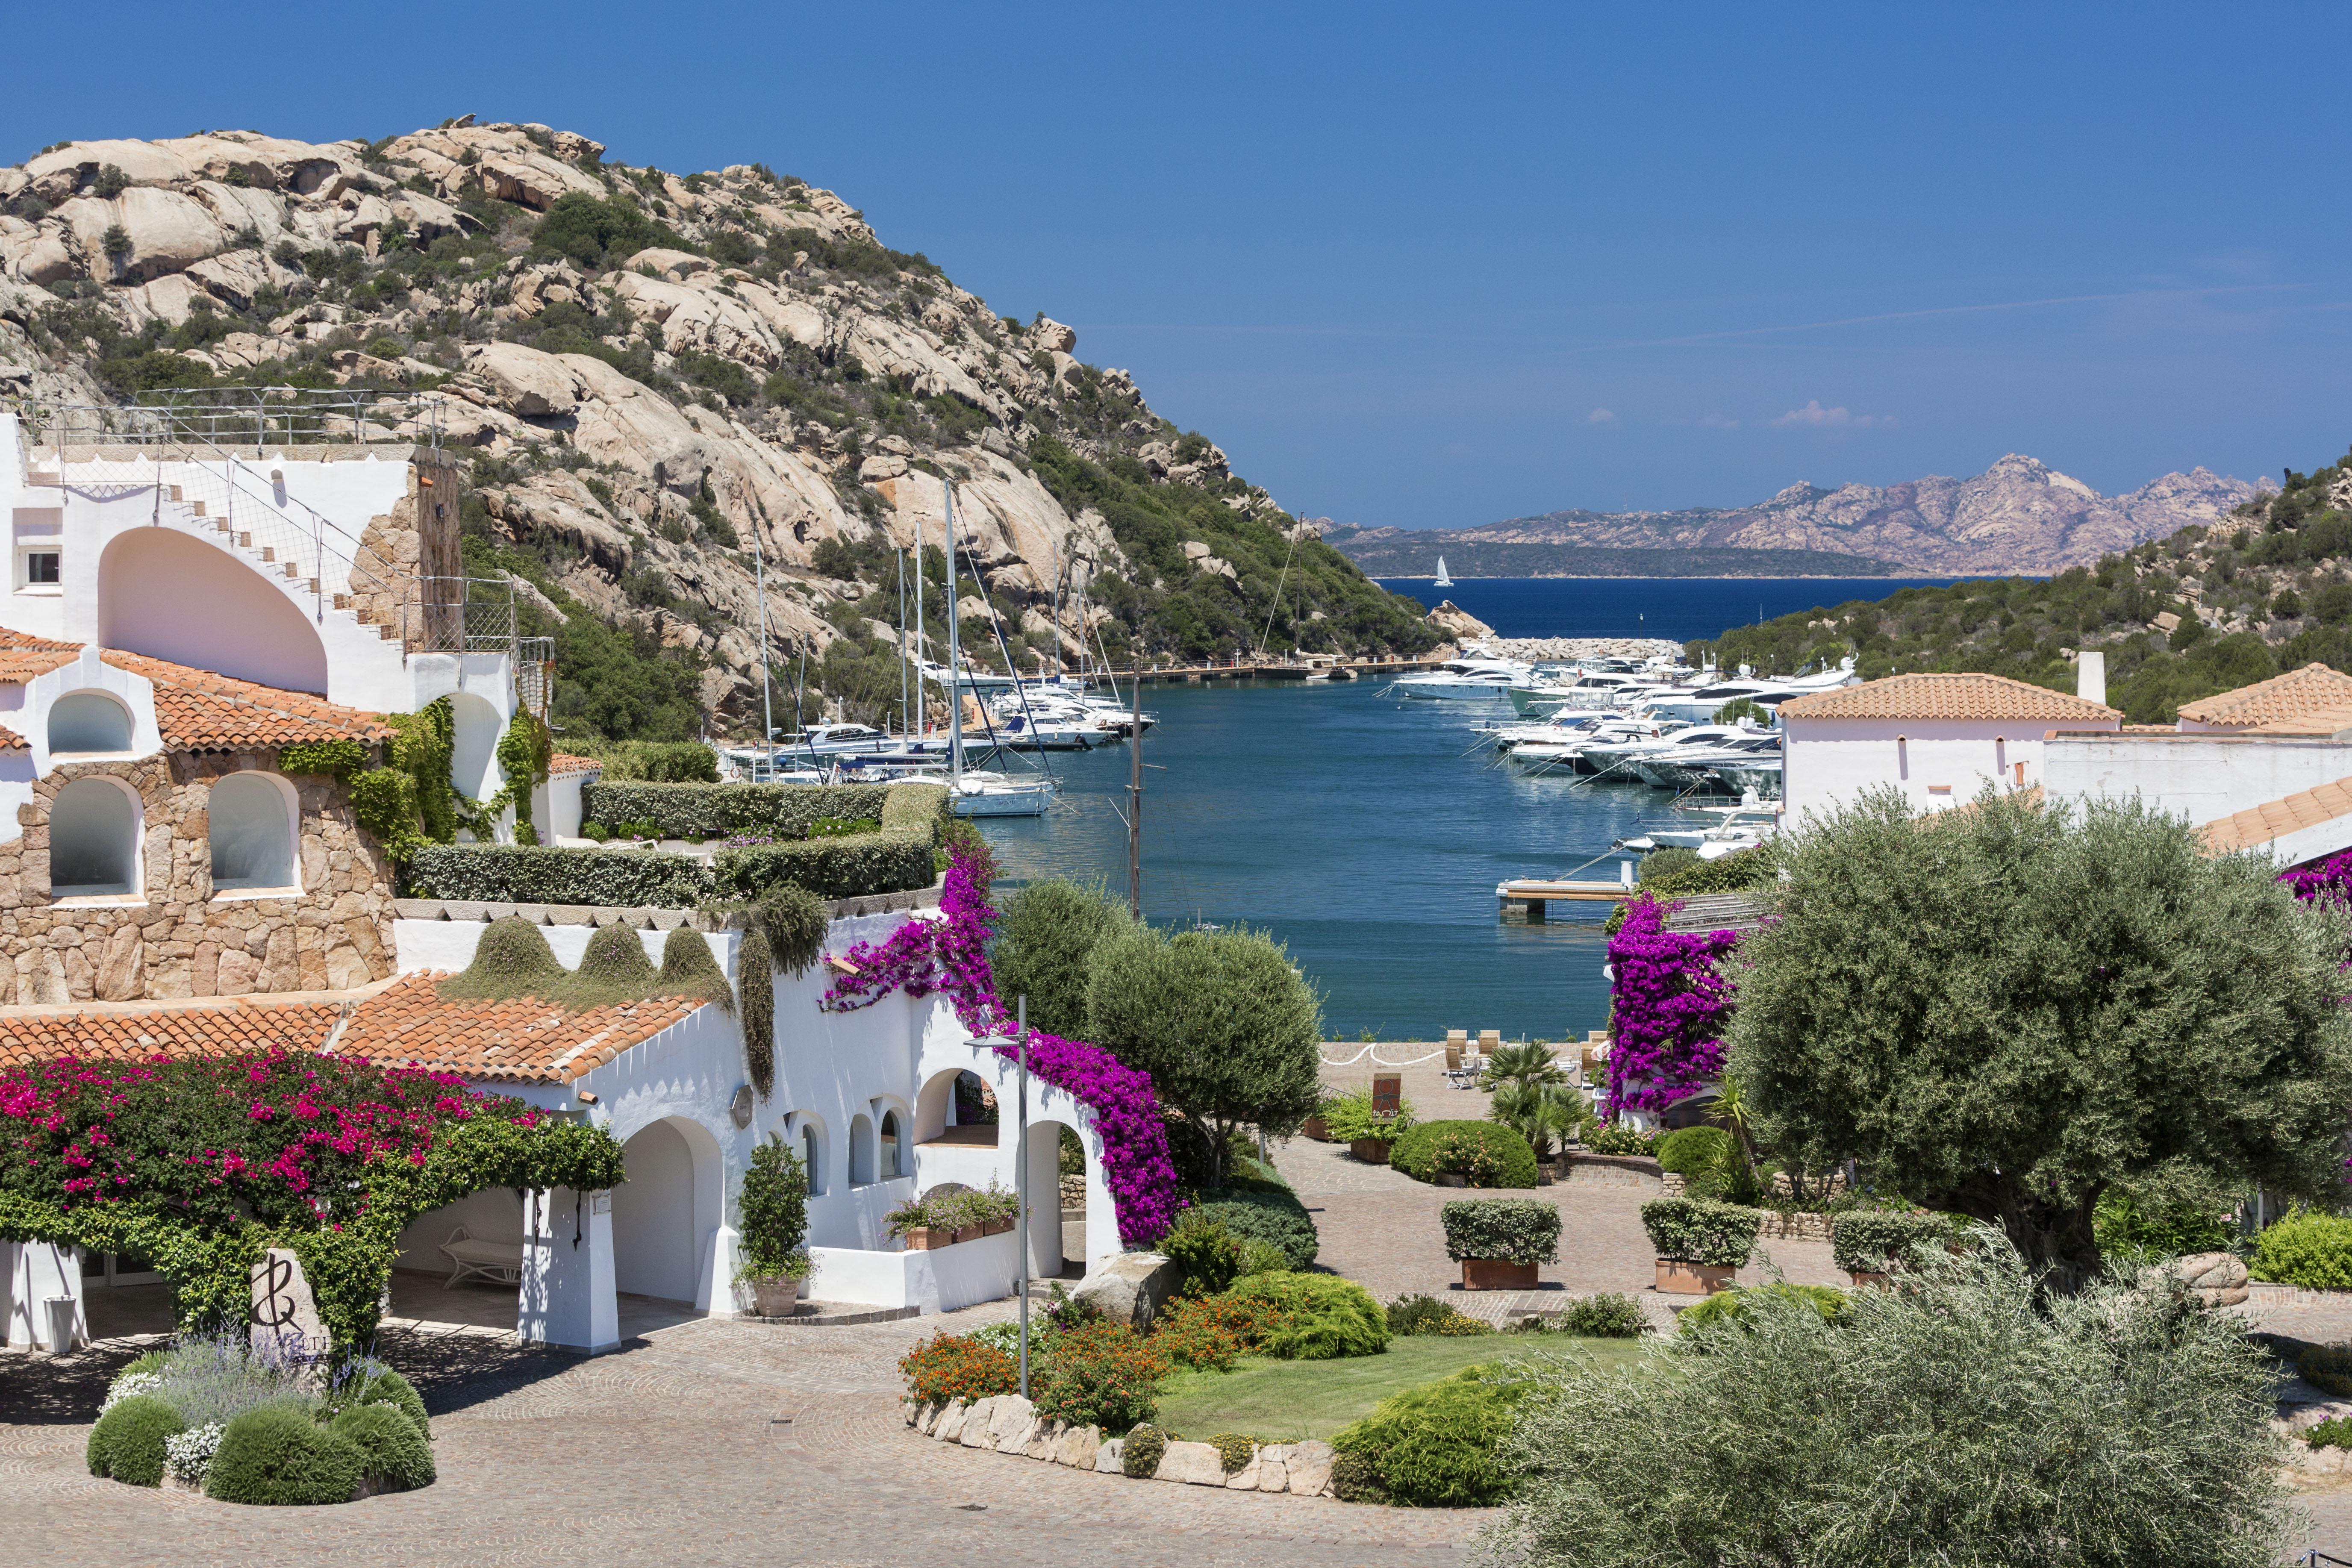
[972,576,1960,1041]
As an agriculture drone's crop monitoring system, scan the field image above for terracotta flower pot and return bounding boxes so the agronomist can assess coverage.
[1654,1259,1736,1295]
[1349,1138,1392,1165]
[950,1226,980,1245]
[1848,1269,1891,1288]
[902,1227,951,1251]
[1461,1258,1540,1291]
[751,1276,800,1317]
[1303,1115,1331,1142]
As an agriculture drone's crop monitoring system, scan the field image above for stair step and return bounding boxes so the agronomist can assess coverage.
[238,533,252,548]
[306,579,319,594]
[190,501,206,517]
[260,547,275,562]
[168,485,184,503]
[333,594,351,610]
[283,562,299,579]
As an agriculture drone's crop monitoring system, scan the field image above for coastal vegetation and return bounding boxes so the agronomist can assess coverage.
[1688,445,2352,723]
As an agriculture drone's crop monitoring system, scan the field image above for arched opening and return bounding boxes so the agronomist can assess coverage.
[1028,1118,1083,1282]
[849,1113,875,1186]
[47,691,133,755]
[208,771,297,893]
[50,776,140,898]
[447,691,505,827]
[98,528,328,695]
[610,1116,724,1310]
[792,1115,828,1197]
[914,1068,997,1147]
[879,1109,906,1181]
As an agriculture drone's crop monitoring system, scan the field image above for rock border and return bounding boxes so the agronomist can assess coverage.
[907,1393,1337,1498]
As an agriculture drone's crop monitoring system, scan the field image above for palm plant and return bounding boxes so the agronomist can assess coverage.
[1481,1043,1586,1161]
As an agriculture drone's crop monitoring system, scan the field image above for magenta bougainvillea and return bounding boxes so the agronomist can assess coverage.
[2282,850,2352,909]
[1603,894,1743,1118]
[821,847,1180,1246]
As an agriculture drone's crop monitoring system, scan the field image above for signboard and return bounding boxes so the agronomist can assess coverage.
[1372,1073,1401,1117]
[250,1247,326,1358]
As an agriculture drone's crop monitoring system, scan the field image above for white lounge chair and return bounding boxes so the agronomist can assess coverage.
[437,1226,525,1289]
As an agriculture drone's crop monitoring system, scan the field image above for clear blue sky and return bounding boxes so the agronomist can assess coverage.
[7,3,2346,528]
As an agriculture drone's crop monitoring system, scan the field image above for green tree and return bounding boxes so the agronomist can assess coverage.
[988,879,1134,1040]
[735,1132,810,1280]
[1728,786,2352,1291]
[1085,926,1324,1189]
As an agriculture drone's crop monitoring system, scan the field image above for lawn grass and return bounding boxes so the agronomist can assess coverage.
[1151,1333,1654,1441]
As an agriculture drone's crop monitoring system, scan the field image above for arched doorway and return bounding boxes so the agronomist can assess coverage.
[98,529,328,694]
[1028,1118,1084,1281]
[610,1116,724,1309]
[447,691,506,827]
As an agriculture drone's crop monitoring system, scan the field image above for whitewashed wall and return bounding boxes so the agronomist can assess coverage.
[1782,715,2100,827]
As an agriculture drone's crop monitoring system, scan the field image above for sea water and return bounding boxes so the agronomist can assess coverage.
[973,576,1958,1041]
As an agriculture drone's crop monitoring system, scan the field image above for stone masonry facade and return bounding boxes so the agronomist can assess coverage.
[0,753,394,1003]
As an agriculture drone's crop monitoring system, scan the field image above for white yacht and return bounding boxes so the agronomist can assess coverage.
[950,769,1058,818]
[1580,723,1752,780]
[1387,657,1533,699]
[775,723,900,759]
[1631,733,1784,791]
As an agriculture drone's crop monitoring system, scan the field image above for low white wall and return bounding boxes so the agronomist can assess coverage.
[2,1239,85,1349]
[394,917,739,977]
[2045,733,2352,833]
[809,1229,1021,1314]
[1783,714,2086,826]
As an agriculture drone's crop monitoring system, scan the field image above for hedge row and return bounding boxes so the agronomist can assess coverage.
[711,830,937,900]
[580,781,939,840]
[406,829,936,906]
[1391,1121,1539,1189]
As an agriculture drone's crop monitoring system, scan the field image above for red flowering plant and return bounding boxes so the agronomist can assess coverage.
[0,1046,623,1348]
[823,844,1182,1247]
[1603,894,1743,1120]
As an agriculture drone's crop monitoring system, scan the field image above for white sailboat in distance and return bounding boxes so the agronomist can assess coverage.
[1432,556,1454,588]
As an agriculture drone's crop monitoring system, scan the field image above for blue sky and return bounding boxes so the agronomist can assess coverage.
[6,3,2347,528]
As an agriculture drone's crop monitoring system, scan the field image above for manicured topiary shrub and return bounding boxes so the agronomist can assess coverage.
[1441,1199,1563,1265]
[2250,1209,2352,1291]
[345,1366,431,1442]
[329,1403,435,1492]
[1330,1367,1526,1507]
[1391,1121,1539,1189]
[582,781,898,841]
[1829,1210,1950,1276]
[1187,1180,1319,1270]
[1640,1196,1763,1267]
[87,1394,185,1486]
[405,843,713,907]
[206,1403,366,1506]
[1121,1423,1168,1477]
[1225,1271,1390,1359]
[1654,1126,1734,1176]
[712,830,937,900]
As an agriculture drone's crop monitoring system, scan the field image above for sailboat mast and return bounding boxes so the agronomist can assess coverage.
[946,478,963,789]
[913,505,926,737]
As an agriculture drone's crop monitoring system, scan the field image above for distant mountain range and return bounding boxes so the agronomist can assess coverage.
[1325,455,2266,578]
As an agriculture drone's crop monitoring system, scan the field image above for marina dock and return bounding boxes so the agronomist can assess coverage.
[1498,874,1636,920]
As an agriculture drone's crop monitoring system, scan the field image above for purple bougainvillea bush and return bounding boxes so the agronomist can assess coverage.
[821,846,1180,1246]
[1603,894,1742,1119]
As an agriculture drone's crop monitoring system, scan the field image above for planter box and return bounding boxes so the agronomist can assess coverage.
[900,1227,953,1251]
[1348,1138,1392,1165]
[983,1218,1013,1236]
[1461,1258,1540,1290]
[1303,1115,1331,1142]
[1654,1259,1735,1295]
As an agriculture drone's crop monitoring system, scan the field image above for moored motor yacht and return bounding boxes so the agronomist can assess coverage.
[1386,658,1534,699]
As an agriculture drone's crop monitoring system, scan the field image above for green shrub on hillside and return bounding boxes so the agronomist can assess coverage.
[1390,1121,1539,1189]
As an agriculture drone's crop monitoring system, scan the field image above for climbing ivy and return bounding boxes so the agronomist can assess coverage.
[481,709,554,846]
[386,698,458,845]
[275,738,369,780]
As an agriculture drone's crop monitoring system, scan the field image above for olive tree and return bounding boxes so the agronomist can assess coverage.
[1085,925,1324,1190]
[1728,786,2352,1292]
[988,878,1134,1040]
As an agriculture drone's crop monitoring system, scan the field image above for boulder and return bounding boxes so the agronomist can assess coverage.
[1032,317,1077,354]
[2143,1250,2251,1309]
[1072,1252,1179,1333]
[1285,1439,1335,1497]
[932,1399,970,1443]
[958,1394,1001,1447]
[910,1400,937,1433]
[1153,1439,1228,1486]
[1095,1437,1122,1473]
[1225,1450,1261,1489]
[1020,1417,1062,1459]
[470,341,579,418]
[1427,600,1497,641]
[1055,1424,1101,1467]
[984,1394,1034,1450]
[859,453,910,482]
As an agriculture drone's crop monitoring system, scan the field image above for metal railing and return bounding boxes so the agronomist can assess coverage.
[38,389,447,458]
[515,635,556,721]
[401,577,517,656]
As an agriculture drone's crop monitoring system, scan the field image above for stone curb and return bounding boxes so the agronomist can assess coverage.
[905,1394,1339,1498]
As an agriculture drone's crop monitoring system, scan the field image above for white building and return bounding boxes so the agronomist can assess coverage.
[0,398,1114,1356]
[1776,669,2121,827]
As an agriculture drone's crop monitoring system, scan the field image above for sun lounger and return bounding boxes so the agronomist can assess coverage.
[438,1226,525,1288]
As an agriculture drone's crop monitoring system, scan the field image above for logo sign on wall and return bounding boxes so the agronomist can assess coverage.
[249,1247,327,1357]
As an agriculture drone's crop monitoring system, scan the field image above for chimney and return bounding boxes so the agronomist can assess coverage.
[2076,651,2106,708]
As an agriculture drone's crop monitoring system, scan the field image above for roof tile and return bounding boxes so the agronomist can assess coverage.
[333,973,709,1083]
[0,999,342,1072]
[2178,663,2352,730]
[0,629,391,753]
[2200,774,2352,854]
[1777,672,2119,723]
[548,753,603,775]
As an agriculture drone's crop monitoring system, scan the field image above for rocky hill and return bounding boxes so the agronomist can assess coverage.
[1696,446,2352,725]
[0,120,1437,739]
[1330,455,2262,579]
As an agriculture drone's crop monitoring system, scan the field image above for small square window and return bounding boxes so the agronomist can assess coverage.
[23,551,59,586]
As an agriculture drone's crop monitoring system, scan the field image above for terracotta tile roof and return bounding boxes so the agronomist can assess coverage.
[0,723,26,751]
[333,973,710,1084]
[548,753,604,775]
[101,649,393,751]
[0,1000,342,1072]
[2200,777,2352,855]
[2177,664,2352,730]
[1776,672,2120,723]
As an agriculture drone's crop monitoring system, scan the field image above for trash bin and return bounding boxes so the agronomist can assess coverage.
[40,1296,79,1354]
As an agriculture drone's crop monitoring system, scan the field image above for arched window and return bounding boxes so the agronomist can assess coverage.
[209,772,296,892]
[50,777,139,898]
[800,1121,826,1197]
[849,1114,875,1186]
[879,1110,904,1180]
[48,691,132,755]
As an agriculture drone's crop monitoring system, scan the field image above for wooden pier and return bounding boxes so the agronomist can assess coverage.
[1498,877,1636,921]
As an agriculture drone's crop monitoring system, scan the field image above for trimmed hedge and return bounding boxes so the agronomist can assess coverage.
[1640,1196,1763,1267]
[87,1394,184,1486]
[1440,1198,1562,1265]
[1188,1180,1320,1271]
[329,1403,436,1492]
[1391,1121,1539,1189]
[1655,1127,1735,1176]
[2251,1209,2352,1291]
[1828,1210,1950,1276]
[579,781,945,841]
[712,830,936,900]
[405,843,713,906]
[206,1403,366,1506]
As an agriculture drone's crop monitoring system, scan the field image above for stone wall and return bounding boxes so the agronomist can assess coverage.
[347,445,464,646]
[0,753,395,1002]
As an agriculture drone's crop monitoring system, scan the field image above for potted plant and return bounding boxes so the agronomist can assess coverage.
[1442,1197,1563,1290]
[1325,1087,1414,1164]
[735,1131,814,1317]
[976,1182,1019,1236]
[886,1194,951,1250]
[1829,1209,1946,1288]
[1303,1088,1338,1143]
[1640,1195,1761,1295]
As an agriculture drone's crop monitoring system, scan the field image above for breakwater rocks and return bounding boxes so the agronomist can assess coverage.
[1476,637,1686,663]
